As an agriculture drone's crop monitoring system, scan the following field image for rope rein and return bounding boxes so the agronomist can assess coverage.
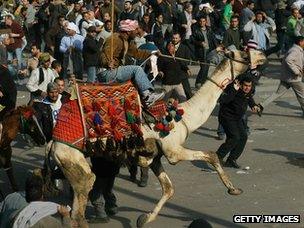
[159,52,249,90]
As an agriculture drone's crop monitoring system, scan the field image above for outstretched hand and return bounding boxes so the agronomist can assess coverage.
[233,79,240,90]
[251,105,261,113]
[58,205,70,217]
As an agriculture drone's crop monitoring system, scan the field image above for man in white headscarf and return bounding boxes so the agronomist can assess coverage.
[59,22,84,79]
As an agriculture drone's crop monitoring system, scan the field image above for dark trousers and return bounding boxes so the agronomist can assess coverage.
[265,30,286,56]
[128,158,149,181]
[195,49,209,85]
[217,114,249,136]
[217,117,248,161]
[89,176,117,218]
[182,78,193,99]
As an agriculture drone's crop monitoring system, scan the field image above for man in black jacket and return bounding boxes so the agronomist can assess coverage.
[191,16,218,88]
[172,32,193,99]
[32,82,62,142]
[158,42,187,102]
[83,26,100,82]
[222,15,242,50]
[216,76,260,168]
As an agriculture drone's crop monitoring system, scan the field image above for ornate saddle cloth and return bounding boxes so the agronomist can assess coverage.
[53,81,142,151]
[52,99,85,149]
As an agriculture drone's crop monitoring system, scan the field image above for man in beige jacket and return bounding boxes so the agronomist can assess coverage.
[260,36,304,116]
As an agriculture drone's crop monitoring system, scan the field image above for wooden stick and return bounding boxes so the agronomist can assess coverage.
[110,0,115,61]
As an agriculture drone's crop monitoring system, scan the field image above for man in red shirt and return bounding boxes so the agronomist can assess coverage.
[5,14,25,71]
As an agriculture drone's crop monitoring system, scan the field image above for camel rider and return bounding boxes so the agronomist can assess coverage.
[32,82,62,142]
[99,19,164,107]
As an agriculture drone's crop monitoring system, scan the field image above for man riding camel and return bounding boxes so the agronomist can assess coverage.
[99,19,164,106]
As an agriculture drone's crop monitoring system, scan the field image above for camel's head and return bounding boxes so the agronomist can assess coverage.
[228,50,267,77]
[248,49,267,66]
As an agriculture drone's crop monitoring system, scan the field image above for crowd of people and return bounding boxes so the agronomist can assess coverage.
[0,0,304,226]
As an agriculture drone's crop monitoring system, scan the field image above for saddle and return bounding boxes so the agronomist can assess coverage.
[52,81,184,156]
[53,81,142,154]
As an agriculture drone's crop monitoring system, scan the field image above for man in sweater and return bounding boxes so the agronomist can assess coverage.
[4,14,25,71]
[260,36,304,117]
[216,76,261,168]
[222,15,242,50]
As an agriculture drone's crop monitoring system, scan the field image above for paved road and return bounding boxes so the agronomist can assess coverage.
[1,55,304,228]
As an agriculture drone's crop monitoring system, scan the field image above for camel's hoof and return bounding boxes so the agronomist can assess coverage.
[137,213,149,228]
[228,188,243,195]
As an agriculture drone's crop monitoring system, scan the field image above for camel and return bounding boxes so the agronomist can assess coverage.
[46,50,266,227]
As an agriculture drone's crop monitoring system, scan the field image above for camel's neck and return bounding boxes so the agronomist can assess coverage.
[181,60,242,133]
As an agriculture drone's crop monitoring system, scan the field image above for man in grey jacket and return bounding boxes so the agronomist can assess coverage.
[243,11,276,50]
[260,36,304,116]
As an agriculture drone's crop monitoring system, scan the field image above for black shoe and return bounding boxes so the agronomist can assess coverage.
[138,178,148,187]
[106,206,118,216]
[217,134,225,140]
[88,216,110,223]
[130,174,136,183]
[257,104,264,117]
[224,159,241,169]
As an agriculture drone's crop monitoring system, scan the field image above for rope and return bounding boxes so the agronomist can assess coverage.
[160,54,217,67]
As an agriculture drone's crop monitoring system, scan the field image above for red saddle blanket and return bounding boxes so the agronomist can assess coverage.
[52,99,85,149]
[53,81,142,150]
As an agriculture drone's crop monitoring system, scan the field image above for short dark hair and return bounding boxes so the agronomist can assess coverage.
[57,15,65,21]
[51,60,61,69]
[5,14,14,20]
[31,43,40,49]
[172,31,181,37]
[294,36,304,45]
[198,15,207,21]
[25,175,44,203]
[240,75,253,84]
[231,15,239,21]
[255,11,263,16]
[54,77,64,83]
[246,0,254,6]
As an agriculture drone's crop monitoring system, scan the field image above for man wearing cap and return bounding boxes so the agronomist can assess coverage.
[260,36,304,117]
[26,53,56,103]
[60,22,85,79]
[100,19,164,106]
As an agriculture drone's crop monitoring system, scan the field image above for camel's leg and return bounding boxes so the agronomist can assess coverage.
[164,147,242,195]
[137,154,174,227]
[52,142,95,228]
